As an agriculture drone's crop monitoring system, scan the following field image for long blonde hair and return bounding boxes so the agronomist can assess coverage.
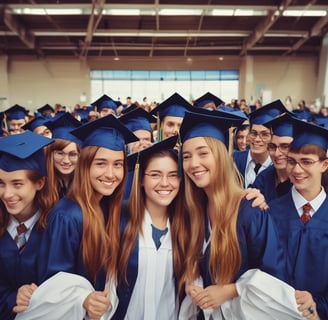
[67,145,126,281]
[183,137,244,285]
[118,149,189,297]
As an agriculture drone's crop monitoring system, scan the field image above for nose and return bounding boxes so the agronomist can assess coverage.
[2,186,14,199]
[159,175,169,186]
[105,165,114,178]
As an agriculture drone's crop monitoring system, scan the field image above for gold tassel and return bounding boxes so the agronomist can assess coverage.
[228,126,234,156]
[157,112,162,142]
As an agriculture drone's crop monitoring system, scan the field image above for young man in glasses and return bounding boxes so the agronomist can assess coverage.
[249,113,294,202]
[268,120,328,320]
[233,100,290,188]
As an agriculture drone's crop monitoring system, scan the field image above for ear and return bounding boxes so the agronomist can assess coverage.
[35,176,46,191]
[321,159,328,173]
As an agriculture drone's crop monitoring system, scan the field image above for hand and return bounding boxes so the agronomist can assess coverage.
[244,188,269,210]
[83,288,111,319]
[295,290,320,320]
[187,284,237,310]
[13,283,37,313]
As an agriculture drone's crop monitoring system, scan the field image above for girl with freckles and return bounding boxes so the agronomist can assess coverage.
[14,115,138,320]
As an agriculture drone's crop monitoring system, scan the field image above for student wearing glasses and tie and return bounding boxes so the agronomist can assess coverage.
[233,100,291,188]
[0,131,54,320]
[250,113,294,202]
[268,120,328,320]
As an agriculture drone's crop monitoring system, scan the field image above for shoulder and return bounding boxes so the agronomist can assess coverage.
[233,150,248,161]
[238,198,269,226]
[48,197,83,223]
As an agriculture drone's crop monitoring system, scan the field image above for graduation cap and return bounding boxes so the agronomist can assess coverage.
[248,100,291,125]
[44,112,82,145]
[150,93,193,121]
[0,130,53,176]
[22,116,48,132]
[193,92,224,109]
[91,94,119,115]
[180,111,245,148]
[127,135,178,172]
[291,119,328,151]
[71,114,139,150]
[5,104,29,120]
[37,104,55,118]
[292,108,313,122]
[121,103,139,115]
[119,107,156,133]
[262,113,295,137]
[313,114,328,129]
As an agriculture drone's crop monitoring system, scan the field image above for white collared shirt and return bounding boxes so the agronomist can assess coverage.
[244,151,272,188]
[291,185,326,218]
[7,210,41,243]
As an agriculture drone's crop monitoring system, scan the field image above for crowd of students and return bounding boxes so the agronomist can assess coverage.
[0,91,328,320]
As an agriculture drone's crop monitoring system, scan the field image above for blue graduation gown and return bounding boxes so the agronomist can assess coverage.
[200,198,286,288]
[232,150,248,183]
[250,165,292,203]
[268,192,328,319]
[37,197,106,290]
[0,227,43,320]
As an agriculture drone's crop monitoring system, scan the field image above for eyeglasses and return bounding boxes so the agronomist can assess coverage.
[267,143,290,153]
[248,130,272,141]
[286,157,321,169]
[53,150,80,161]
[144,172,179,181]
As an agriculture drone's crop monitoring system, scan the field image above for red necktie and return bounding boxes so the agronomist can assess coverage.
[15,223,28,252]
[301,203,311,224]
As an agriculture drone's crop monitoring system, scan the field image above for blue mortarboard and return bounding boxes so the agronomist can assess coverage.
[5,104,29,120]
[150,93,193,120]
[0,131,53,175]
[194,92,224,109]
[291,119,328,151]
[249,100,291,125]
[44,112,82,145]
[313,114,328,129]
[127,135,178,171]
[22,116,48,132]
[190,107,248,126]
[120,108,156,133]
[71,114,139,150]
[262,113,295,137]
[91,94,119,115]
[180,111,244,147]
[37,104,55,117]
[292,108,313,122]
[121,103,139,115]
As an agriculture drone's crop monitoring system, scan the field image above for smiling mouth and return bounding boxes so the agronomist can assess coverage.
[192,170,207,177]
[156,190,172,195]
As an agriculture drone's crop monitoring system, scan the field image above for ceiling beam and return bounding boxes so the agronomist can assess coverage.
[80,0,105,58]
[283,15,328,55]
[240,0,294,56]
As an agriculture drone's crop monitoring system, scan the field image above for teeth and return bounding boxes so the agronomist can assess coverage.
[102,181,114,185]
[193,171,205,176]
[157,190,171,195]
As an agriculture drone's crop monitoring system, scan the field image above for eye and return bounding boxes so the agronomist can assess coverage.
[168,172,179,179]
[301,159,315,166]
[287,158,296,165]
[114,161,124,168]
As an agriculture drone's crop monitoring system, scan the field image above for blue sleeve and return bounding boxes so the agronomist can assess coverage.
[0,288,16,320]
[38,200,84,284]
[237,199,286,282]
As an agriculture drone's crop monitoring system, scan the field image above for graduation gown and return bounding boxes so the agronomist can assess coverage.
[0,227,43,320]
[193,198,286,319]
[232,150,248,183]
[113,208,177,320]
[269,192,328,319]
[250,165,292,203]
[37,197,106,290]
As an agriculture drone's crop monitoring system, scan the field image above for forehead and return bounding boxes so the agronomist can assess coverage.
[162,116,183,125]
[250,124,270,132]
[94,147,124,159]
[0,168,28,180]
[271,135,293,144]
[146,155,178,170]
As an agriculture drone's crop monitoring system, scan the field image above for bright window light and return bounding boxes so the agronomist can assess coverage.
[159,9,203,16]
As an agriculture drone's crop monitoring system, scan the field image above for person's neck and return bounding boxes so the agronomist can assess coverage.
[145,202,168,230]
[275,168,289,183]
[298,185,322,202]
[251,151,268,164]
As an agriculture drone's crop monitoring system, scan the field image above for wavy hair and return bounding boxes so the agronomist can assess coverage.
[182,137,244,285]
[118,149,189,297]
[67,146,127,281]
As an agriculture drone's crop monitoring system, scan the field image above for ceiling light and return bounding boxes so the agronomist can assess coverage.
[283,10,326,17]
[159,9,203,16]
[106,9,141,16]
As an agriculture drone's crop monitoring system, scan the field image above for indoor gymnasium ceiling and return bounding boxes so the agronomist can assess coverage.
[1,0,328,59]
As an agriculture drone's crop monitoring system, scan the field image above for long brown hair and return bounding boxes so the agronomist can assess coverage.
[118,149,189,296]
[182,137,244,285]
[0,170,54,236]
[67,145,126,281]
[45,139,80,205]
